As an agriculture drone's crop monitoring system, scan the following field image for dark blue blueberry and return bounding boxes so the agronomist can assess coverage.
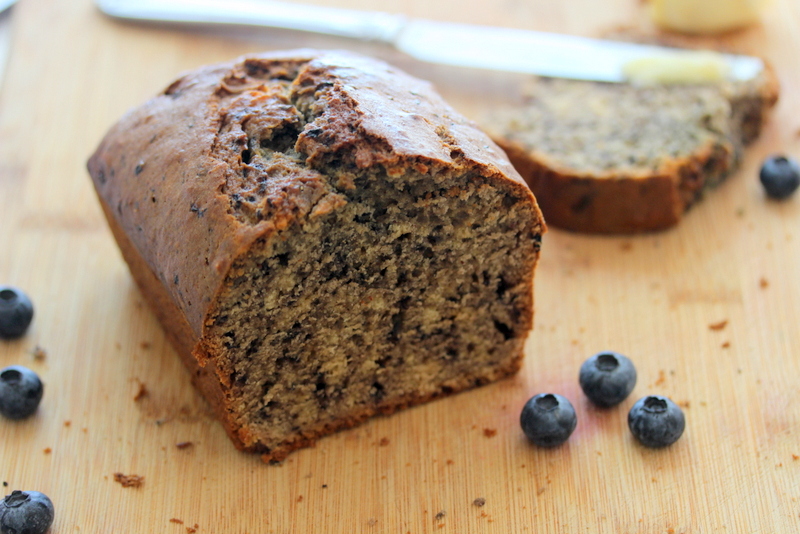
[0,287,34,339]
[760,155,800,199]
[0,490,54,534]
[628,395,685,448]
[0,366,43,420]
[579,351,637,407]
[520,393,577,447]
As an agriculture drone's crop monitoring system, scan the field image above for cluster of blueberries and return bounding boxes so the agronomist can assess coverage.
[520,352,686,449]
[0,286,54,534]
[518,154,800,450]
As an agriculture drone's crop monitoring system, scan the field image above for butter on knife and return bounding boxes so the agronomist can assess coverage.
[622,50,732,85]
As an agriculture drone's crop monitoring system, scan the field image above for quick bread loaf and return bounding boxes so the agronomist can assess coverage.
[88,50,545,461]
[485,70,778,233]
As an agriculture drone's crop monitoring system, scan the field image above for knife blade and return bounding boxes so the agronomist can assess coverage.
[95,0,764,83]
[0,0,16,90]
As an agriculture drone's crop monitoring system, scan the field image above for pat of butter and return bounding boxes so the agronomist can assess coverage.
[650,0,769,34]
[622,51,730,85]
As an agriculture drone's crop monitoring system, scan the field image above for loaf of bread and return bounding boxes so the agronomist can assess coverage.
[484,69,778,233]
[87,50,545,461]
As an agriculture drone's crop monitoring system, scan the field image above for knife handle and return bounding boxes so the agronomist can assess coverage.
[96,0,408,43]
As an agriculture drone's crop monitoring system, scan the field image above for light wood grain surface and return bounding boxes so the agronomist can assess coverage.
[1,0,799,532]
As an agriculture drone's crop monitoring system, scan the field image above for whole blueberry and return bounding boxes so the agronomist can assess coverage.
[0,490,54,534]
[628,395,685,448]
[0,366,43,420]
[579,351,637,407]
[520,393,577,447]
[0,287,34,339]
[760,155,800,199]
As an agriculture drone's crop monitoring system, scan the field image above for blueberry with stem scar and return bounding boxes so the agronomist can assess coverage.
[0,490,55,534]
[579,351,637,407]
[628,395,685,448]
[0,287,34,339]
[0,366,44,420]
[520,393,577,447]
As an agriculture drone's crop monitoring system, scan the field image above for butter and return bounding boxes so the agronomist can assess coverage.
[622,50,730,85]
[649,0,769,34]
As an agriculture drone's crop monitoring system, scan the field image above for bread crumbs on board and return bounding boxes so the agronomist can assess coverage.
[133,383,149,402]
[483,428,497,438]
[113,473,144,488]
[30,345,47,361]
[653,370,667,387]
[709,320,728,331]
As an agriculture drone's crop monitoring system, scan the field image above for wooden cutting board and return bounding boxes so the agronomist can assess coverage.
[1,0,799,532]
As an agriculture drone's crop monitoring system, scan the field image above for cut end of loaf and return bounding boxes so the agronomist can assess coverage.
[206,168,540,460]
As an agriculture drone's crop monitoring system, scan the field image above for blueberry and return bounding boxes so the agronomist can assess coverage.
[628,395,685,448]
[760,155,800,199]
[579,351,637,407]
[0,490,54,534]
[0,366,44,420]
[0,287,34,339]
[520,393,577,447]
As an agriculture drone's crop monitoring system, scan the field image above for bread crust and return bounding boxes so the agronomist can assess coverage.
[88,49,544,460]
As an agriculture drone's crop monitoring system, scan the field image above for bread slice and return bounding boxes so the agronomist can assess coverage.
[484,69,778,233]
[87,50,545,461]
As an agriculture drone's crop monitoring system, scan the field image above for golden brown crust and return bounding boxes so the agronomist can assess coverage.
[497,136,736,233]
[97,198,242,447]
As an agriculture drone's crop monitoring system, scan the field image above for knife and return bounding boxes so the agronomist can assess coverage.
[0,0,17,89]
[95,0,764,83]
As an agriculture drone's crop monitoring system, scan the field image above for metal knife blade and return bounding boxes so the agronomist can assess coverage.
[95,0,764,83]
[0,0,17,90]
